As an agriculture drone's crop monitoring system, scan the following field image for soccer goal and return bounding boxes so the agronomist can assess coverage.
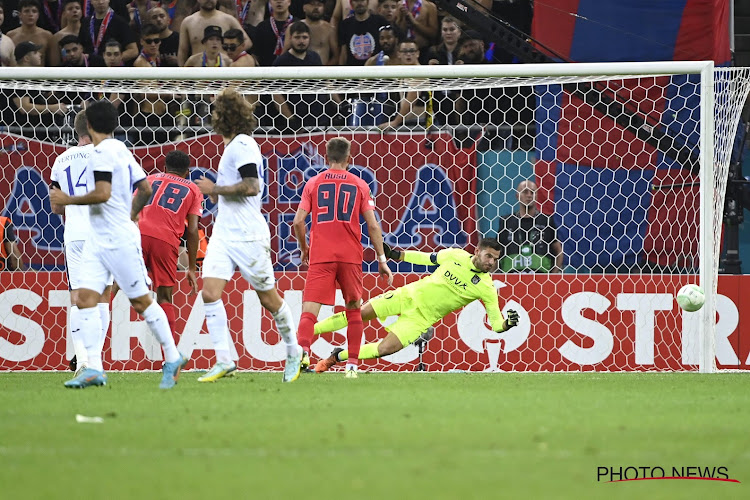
[1,62,748,373]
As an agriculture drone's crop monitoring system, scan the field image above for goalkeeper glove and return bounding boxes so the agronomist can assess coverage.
[382,242,401,260]
[503,310,519,331]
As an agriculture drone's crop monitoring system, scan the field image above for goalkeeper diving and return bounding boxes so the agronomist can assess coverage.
[314,238,519,372]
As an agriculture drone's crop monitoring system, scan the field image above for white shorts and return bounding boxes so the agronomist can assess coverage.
[65,240,114,290]
[77,238,152,299]
[202,238,276,292]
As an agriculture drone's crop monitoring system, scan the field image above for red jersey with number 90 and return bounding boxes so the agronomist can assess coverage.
[138,173,204,249]
[299,169,375,265]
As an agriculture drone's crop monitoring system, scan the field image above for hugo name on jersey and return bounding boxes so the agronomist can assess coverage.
[50,144,94,243]
[211,134,269,241]
[88,138,146,246]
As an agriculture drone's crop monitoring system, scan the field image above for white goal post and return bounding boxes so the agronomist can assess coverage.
[1,61,749,373]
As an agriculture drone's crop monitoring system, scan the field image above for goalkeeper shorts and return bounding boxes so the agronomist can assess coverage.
[370,287,433,347]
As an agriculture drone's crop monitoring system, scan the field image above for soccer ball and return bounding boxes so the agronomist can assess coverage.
[676,284,705,312]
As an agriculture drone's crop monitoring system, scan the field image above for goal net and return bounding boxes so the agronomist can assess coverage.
[1,63,749,373]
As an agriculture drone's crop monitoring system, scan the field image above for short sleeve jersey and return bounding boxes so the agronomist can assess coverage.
[88,138,146,247]
[211,134,269,241]
[50,144,94,243]
[299,169,375,265]
[138,172,203,248]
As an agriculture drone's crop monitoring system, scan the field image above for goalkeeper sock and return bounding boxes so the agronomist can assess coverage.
[69,305,88,367]
[160,302,176,335]
[142,302,180,363]
[314,311,348,335]
[271,301,299,357]
[345,309,363,366]
[337,341,382,362]
[96,303,110,355]
[297,312,317,354]
[204,299,232,364]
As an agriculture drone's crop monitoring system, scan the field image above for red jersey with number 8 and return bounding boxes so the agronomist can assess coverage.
[138,173,203,249]
[299,169,375,265]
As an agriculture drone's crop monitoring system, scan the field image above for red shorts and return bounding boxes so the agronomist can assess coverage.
[303,262,363,305]
[141,234,178,288]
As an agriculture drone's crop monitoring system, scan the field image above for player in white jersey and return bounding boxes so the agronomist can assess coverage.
[50,112,113,377]
[194,88,302,383]
[50,101,188,390]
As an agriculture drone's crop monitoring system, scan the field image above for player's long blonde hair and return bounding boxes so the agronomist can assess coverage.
[212,88,255,138]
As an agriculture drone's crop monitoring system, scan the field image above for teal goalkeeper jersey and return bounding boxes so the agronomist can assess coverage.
[400,248,506,332]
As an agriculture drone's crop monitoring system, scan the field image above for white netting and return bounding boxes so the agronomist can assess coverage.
[1,63,748,373]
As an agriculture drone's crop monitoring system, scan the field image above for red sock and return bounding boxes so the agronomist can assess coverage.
[345,309,363,366]
[160,302,176,336]
[297,312,317,354]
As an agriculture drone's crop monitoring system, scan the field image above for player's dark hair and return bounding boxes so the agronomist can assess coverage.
[140,23,161,38]
[73,110,89,140]
[165,150,191,175]
[212,88,255,137]
[62,0,83,8]
[289,21,310,36]
[224,28,244,41]
[59,34,81,47]
[19,0,40,11]
[326,137,351,163]
[85,100,119,134]
[478,238,502,252]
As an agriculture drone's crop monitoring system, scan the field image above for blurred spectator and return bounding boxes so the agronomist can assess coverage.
[330,0,377,31]
[455,29,485,64]
[377,38,428,130]
[48,0,83,66]
[133,22,161,66]
[235,0,265,28]
[59,33,104,65]
[161,0,193,32]
[183,24,230,66]
[127,0,152,34]
[223,27,256,66]
[338,0,386,65]
[148,6,178,66]
[426,15,459,65]
[283,0,337,65]
[364,23,399,65]
[253,0,295,67]
[36,0,62,32]
[395,0,436,51]
[0,215,25,271]
[497,180,564,274]
[177,0,243,66]
[7,0,53,65]
[82,0,138,62]
[102,38,122,65]
[8,41,77,132]
[376,0,400,25]
[272,20,327,130]
[0,1,17,66]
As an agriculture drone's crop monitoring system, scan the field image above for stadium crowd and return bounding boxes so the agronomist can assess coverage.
[0,0,534,136]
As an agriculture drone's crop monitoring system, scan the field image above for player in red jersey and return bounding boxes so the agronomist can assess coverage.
[292,137,393,378]
[138,150,203,335]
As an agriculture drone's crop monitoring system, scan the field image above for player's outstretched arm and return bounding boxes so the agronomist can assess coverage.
[363,210,393,285]
[49,179,111,207]
[131,179,153,221]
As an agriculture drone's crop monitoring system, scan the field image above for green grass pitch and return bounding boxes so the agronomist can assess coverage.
[1,372,748,499]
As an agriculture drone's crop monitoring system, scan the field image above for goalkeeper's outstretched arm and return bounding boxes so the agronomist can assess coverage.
[383,243,442,267]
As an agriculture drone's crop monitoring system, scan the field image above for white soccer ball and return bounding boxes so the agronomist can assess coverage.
[676,284,705,312]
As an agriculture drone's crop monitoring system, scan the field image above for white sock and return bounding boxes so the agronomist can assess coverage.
[69,305,88,366]
[142,302,180,363]
[272,301,299,357]
[345,363,358,372]
[79,306,103,371]
[96,303,110,355]
[204,299,232,364]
